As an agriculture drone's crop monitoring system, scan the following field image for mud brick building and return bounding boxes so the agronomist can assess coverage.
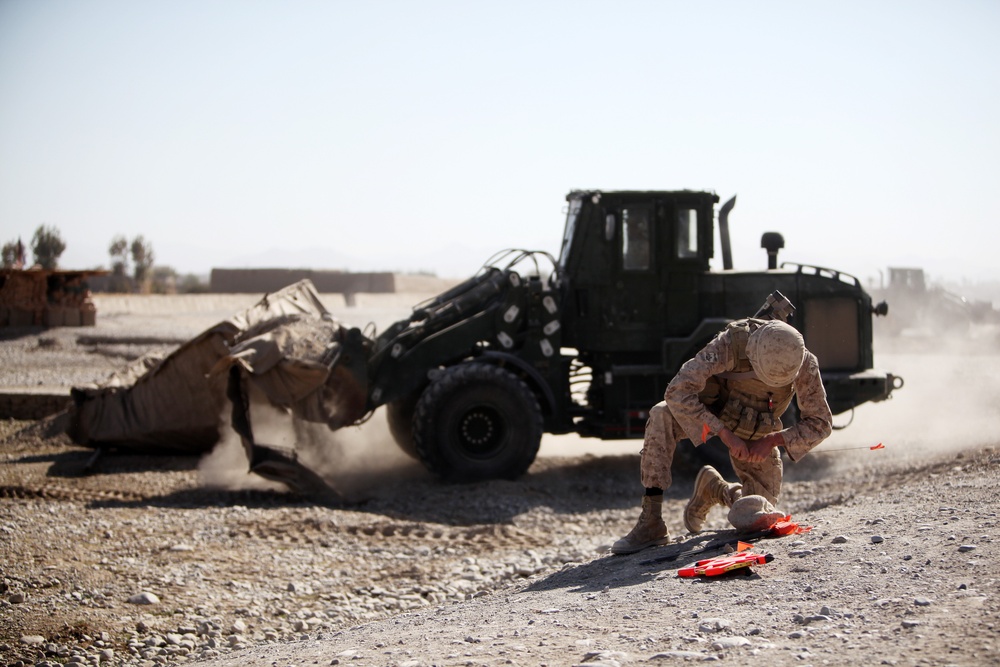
[0,268,105,327]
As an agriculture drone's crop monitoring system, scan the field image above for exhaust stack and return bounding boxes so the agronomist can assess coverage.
[719,195,736,270]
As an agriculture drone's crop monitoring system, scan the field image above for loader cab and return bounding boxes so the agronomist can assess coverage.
[558,190,719,352]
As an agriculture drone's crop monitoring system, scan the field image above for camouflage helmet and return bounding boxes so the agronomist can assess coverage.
[746,320,805,387]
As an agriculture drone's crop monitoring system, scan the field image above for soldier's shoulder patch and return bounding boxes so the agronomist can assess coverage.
[701,350,719,363]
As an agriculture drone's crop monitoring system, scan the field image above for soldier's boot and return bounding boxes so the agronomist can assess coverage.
[611,495,670,555]
[683,465,743,533]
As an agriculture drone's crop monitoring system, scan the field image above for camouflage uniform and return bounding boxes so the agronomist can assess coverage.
[640,319,833,504]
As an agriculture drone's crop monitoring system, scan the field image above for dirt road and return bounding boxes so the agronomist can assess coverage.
[1,294,998,667]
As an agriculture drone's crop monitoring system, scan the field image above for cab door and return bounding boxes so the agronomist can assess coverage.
[605,200,667,350]
[664,201,710,337]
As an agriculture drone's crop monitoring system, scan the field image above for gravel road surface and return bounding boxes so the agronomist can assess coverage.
[2,293,998,667]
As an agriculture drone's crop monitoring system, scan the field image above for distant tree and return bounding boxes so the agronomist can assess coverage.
[1,238,26,269]
[130,236,155,292]
[108,235,130,292]
[178,273,210,294]
[108,235,128,272]
[31,225,66,270]
[150,265,177,294]
[0,242,14,268]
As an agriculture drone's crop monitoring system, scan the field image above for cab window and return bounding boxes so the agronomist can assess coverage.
[676,208,699,259]
[622,207,651,271]
[559,198,583,268]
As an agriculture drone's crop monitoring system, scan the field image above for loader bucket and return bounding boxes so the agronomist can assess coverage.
[67,280,373,499]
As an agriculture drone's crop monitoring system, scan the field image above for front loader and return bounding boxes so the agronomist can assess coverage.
[287,190,900,483]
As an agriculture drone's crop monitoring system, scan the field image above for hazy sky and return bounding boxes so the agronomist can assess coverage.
[1,1,998,287]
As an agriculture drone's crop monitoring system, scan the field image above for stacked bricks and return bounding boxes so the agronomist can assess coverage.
[1,269,100,328]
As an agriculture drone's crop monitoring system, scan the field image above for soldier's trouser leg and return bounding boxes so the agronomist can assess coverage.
[639,401,685,491]
[726,446,785,532]
[684,436,783,533]
[612,402,683,554]
[729,445,783,506]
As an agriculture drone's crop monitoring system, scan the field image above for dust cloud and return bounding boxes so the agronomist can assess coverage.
[198,429,287,493]
[293,413,430,503]
[198,398,429,503]
[196,294,1000,496]
[197,325,1000,496]
[800,323,1000,476]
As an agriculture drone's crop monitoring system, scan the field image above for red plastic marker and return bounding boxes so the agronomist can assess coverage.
[769,517,811,536]
[678,552,774,577]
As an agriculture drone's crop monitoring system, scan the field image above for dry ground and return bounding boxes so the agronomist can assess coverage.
[1,294,999,667]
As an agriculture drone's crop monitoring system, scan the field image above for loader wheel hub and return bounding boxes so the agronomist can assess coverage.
[460,408,503,456]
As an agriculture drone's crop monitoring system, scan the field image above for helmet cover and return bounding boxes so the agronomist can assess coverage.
[746,320,805,387]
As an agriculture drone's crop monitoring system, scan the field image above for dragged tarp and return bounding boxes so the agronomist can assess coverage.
[67,280,371,457]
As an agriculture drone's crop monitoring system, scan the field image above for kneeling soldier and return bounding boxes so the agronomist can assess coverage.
[612,315,833,555]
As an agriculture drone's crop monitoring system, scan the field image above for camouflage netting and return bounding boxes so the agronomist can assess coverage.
[215,312,369,430]
[67,280,366,454]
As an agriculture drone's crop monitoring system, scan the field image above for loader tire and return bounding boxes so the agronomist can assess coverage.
[386,393,420,460]
[413,364,543,482]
